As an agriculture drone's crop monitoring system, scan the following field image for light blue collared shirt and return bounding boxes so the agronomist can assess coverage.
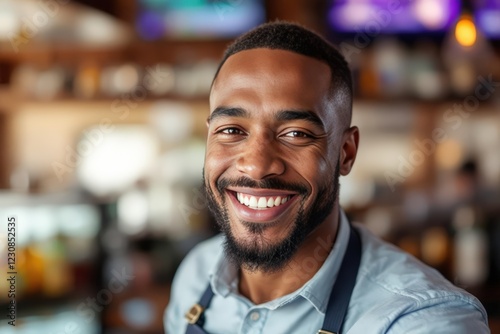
[165,211,489,333]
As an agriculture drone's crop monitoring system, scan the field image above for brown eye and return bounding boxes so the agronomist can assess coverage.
[221,128,244,135]
[284,131,310,138]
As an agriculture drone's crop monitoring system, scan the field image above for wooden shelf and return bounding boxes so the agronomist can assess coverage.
[0,37,230,66]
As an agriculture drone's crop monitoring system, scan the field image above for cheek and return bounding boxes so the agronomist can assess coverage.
[288,150,338,201]
[286,146,334,180]
[204,141,234,181]
[318,139,341,173]
[320,147,340,171]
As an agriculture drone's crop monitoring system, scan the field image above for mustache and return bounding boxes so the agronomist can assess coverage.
[216,176,308,195]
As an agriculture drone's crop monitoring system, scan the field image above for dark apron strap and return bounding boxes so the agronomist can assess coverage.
[319,224,362,334]
[184,224,362,334]
[185,283,215,333]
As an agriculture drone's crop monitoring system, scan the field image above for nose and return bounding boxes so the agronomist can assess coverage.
[235,130,285,180]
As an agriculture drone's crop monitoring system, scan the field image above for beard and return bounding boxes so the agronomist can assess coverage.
[203,160,340,274]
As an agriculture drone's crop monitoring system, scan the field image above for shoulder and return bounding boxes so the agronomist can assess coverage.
[347,224,489,332]
[355,223,480,304]
[164,234,225,334]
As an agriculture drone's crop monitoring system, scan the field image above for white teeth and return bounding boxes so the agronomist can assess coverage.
[258,197,267,208]
[236,192,290,209]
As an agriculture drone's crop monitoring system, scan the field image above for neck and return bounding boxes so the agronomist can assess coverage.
[238,205,340,304]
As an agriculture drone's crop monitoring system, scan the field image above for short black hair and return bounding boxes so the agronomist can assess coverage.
[212,21,353,129]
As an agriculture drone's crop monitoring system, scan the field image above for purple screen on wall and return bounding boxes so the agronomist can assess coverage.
[328,0,461,34]
[475,0,500,38]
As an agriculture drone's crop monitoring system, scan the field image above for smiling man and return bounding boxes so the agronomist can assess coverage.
[165,22,489,334]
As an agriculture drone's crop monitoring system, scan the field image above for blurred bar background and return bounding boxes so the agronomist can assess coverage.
[0,0,499,333]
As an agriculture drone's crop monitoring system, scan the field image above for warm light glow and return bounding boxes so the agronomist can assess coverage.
[455,17,477,47]
[436,139,463,170]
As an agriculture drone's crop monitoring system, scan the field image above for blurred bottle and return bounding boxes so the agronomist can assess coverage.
[74,63,101,99]
[442,13,497,97]
[20,246,44,297]
[408,42,448,100]
[421,225,452,276]
[453,206,489,287]
[358,50,380,98]
[40,239,73,297]
[372,38,409,99]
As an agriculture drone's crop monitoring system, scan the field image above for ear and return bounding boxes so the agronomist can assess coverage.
[339,126,359,176]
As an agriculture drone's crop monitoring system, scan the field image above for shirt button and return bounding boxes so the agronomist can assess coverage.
[250,311,260,321]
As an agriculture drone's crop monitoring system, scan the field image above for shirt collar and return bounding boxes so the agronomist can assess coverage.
[299,209,350,314]
[208,209,351,314]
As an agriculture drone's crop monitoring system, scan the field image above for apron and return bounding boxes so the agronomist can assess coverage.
[184,224,361,334]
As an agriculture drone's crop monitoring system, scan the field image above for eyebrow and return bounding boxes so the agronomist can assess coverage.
[207,107,248,123]
[276,110,325,130]
[208,107,325,130]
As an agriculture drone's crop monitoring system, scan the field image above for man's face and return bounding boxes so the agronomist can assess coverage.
[204,48,344,272]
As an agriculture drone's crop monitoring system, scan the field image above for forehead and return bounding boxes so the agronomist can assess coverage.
[210,48,332,119]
